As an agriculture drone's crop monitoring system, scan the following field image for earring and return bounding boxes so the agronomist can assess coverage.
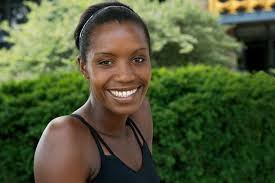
[84,74,89,79]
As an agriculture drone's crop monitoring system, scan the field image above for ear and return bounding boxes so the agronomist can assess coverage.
[77,56,89,79]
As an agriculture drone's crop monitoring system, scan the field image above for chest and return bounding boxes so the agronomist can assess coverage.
[100,130,143,172]
[91,144,160,183]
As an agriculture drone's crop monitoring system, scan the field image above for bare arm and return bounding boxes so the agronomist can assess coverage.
[34,117,94,183]
[130,97,153,152]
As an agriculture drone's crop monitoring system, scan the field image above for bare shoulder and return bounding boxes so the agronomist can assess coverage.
[34,115,99,183]
[130,98,153,151]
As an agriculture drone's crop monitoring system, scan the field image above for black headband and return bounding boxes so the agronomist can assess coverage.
[79,5,134,42]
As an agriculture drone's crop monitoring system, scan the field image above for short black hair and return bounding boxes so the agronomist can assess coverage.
[74,1,151,62]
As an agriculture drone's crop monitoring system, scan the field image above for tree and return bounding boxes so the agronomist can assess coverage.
[0,0,240,82]
[0,0,41,49]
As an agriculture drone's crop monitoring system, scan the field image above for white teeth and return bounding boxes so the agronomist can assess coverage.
[110,88,138,98]
[126,91,130,96]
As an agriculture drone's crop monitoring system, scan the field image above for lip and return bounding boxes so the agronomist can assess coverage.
[108,85,141,91]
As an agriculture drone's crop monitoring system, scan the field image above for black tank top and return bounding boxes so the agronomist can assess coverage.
[70,114,160,183]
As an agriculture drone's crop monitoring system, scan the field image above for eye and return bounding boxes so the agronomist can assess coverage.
[98,60,112,65]
[132,56,145,63]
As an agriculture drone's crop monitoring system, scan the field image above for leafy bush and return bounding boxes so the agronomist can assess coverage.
[150,66,275,183]
[1,65,275,183]
[0,0,240,81]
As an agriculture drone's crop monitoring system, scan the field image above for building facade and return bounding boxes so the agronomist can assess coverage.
[209,0,275,72]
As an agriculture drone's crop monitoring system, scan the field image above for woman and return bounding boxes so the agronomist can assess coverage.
[34,1,159,183]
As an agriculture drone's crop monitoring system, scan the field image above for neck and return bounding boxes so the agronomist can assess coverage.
[84,96,128,137]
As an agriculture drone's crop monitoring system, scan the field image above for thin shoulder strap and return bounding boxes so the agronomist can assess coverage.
[127,118,146,146]
[70,114,115,156]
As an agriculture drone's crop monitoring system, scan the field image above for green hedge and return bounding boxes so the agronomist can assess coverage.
[0,65,275,183]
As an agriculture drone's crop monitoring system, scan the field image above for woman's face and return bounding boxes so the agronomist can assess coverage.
[82,21,151,115]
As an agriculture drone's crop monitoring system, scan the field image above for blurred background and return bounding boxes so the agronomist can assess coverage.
[0,1,275,183]
[0,0,275,79]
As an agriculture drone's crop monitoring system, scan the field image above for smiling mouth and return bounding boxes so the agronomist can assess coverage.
[108,87,140,98]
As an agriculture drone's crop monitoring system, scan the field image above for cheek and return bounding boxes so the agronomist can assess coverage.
[139,64,151,85]
[89,70,109,95]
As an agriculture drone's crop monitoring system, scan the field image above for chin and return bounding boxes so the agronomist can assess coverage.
[110,104,141,115]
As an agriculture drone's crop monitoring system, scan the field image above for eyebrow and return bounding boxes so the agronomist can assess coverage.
[94,47,148,56]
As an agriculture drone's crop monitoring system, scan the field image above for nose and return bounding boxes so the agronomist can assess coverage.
[115,61,136,83]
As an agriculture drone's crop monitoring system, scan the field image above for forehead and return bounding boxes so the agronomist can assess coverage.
[89,21,148,52]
